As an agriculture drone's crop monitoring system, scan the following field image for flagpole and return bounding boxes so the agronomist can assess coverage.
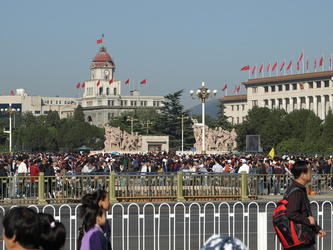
[254,64,257,79]
[290,60,293,75]
[262,63,264,78]
[302,50,304,74]
[331,53,332,70]
[322,55,324,72]
[284,60,286,75]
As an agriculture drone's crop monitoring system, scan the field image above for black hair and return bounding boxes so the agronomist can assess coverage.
[2,207,41,249]
[292,159,309,179]
[39,213,66,250]
[79,190,108,218]
[77,204,104,250]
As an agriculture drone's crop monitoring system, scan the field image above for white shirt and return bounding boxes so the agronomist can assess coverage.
[238,163,250,174]
[17,162,27,174]
[212,163,224,172]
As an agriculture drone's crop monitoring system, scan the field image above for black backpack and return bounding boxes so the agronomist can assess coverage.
[272,187,315,248]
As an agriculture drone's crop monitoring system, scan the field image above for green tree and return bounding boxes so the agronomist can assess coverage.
[158,90,192,151]
[321,109,333,148]
[304,111,322,144]
[73,105,85,122]
[214,101,233,131]
[284,109,313,142]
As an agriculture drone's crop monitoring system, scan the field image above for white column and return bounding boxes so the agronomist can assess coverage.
[297,97,301,110]
[290,98,294,112]
[275,98,279,109]
[269,99,273,109]
[282,98,286,111]
[321,95,326,119]
[313,96,318,116]
[305,96,310,110]
[330,94,333,111]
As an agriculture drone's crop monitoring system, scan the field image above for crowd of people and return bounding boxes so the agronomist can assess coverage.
[0,152,332,197]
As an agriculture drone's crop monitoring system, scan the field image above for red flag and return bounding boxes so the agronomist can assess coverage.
[266,63,271,72]
[258,63,264,74]
[240,65,250,71]
[125,79,130,84]
[96,38,103,44]
[96,80,100,86]
[306,58,309,71]
[286,60,292,70]
[330,56,332,68]
[76,82,80,89]
[81,82,85,88]
[279,61,286,71]
[10,90,14,95]
[251,65,257,75]
[109,79,113,84]
[236,86,241,92]
[296,60,300,71]
[272,61,278,71]
[221,84,228,91]
[140,79,147,84]
[314,57,317,69]
[319,56,324,67]
[298,52,304,61]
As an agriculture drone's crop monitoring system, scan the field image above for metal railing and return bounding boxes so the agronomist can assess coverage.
[0,172,331,204]
[0,201,331,250]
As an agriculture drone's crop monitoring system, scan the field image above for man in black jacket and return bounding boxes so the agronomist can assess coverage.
[285,160,326,250]
[0,163,9,199]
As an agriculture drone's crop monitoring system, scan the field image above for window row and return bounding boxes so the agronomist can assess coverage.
[260,80,330,93]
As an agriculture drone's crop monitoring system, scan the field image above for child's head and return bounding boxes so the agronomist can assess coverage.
[39,213,66,250]
[80,190,109,218]
[82,204,106,232]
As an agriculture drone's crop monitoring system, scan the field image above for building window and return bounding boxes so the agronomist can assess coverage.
[316,81,321,88]
[236,105,239,111]
[264,86,269,92]
[50,101,53,104]
[252,100,258,107]
[242,105,245,110]
[113,88,117,95]
[130,101,137,106]
[106,88,110,95]
[292,83,297,90]
[285,84,290,91]
[108,100,115,106]
[236,117,239,124]
[44,111,49,114]
[252,87,258,94]
[308,82,313,89]
[34,111,41,114]
[141,101,147,106]
[278,85,282,91]
[231,117,234,124]
[153,101,160,107]
[121,100,127,106]
[324,80,329,88]
[271,86,275,92]
[231,105,234,111]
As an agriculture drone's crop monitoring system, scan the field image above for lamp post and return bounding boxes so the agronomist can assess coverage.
[177,115,189,152]
[127,116,138,134]
[190,82,217,155]
[145,120,153,135]
[1,103,20,154]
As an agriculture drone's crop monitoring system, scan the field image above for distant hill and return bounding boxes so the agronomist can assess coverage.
[188,99,220,118]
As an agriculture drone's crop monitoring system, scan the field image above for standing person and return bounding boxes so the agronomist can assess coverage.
[39,213,66,250]
[0,163,9,199]
[16,156,28,197]
[238,159,249,174]
[26,160,40,197]
[78,204,107,250]
[284,160,326,250]
[79,190,111,250]
[2,207,41,250]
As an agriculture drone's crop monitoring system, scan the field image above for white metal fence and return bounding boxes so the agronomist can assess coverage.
[0,201,331,250]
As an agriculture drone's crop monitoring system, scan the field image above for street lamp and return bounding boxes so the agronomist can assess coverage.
[145,120,153,135]
[190,82,217,154]
[127,116,138,134]
[1,103,20,154]
[177,115,189,152]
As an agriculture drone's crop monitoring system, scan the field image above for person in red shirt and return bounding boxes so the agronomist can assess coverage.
[27,160,40,197]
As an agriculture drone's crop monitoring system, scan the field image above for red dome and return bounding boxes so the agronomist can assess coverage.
[93,47,112,62]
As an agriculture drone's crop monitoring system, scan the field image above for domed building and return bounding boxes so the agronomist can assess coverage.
[76,45,164,127]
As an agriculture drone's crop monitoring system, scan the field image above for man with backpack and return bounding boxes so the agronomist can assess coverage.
[274,160,326,249]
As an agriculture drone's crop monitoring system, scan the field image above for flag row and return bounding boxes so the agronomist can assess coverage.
[221,83,241,93]
[240,52,332,76]
[75,79,147,89]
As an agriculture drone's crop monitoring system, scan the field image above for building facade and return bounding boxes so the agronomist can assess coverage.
[0,46,164,127]
[221,70,333,124]
[76,46,164,127]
